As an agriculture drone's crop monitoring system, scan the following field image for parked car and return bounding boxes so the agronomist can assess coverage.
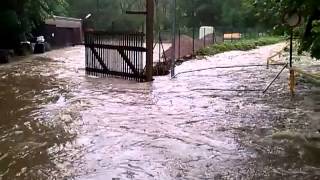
[0,49,11,64]
[34,36,46,54]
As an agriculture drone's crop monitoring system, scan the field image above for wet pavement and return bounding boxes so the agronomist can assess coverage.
[0,44,319,179]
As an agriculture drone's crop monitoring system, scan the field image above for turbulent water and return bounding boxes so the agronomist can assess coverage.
[0,44,319,179]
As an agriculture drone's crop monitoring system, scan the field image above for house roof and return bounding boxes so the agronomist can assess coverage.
[45,15,82,28]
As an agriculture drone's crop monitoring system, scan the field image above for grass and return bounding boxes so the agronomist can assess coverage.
[197,36,284,56]
[299,74,320,87]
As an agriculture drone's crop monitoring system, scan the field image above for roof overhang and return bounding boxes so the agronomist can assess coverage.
[45,15,82,28]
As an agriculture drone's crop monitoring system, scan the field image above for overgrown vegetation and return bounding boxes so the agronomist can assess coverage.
[0,0,68,49]
[0,0,320,59]
[66,0,263,31]
[252,0,320,59]
[300,75,320,86]
[197,36,283,56]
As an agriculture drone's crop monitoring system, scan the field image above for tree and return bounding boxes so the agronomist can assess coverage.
[0,0,68,49]
[253,0,320,58]
[67,0,145,31]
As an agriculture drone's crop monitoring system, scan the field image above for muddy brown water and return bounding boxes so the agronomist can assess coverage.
[0,44,319,179]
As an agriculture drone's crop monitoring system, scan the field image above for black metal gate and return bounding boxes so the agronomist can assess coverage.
[84,31,147,81]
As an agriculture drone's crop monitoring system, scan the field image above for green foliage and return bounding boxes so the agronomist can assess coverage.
[66,0,265,32]
[1,0,319,60]
[67,0,145,31]
[197,36,283,56]
[0,0,68,49]
[253,0,320,59]
[174,0,262,30]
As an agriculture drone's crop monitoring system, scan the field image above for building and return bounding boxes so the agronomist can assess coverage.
[41,16,83,48]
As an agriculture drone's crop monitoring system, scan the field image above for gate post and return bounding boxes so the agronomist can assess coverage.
[146,0,154,82]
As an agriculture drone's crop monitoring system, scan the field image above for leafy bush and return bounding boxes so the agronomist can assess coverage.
[197,36,283,56]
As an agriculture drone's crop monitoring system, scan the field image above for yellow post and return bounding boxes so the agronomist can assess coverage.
[289,69,295,96]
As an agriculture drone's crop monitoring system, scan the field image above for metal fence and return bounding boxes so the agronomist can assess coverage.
[155,27,216,64]
[155,26,264,62]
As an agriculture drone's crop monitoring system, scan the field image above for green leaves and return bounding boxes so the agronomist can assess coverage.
[254,0,320,59]
[0,0,69,48]
[197,36,283,56]
[312,20,320,33]
[67,0,145,31]
[310,21,320,58]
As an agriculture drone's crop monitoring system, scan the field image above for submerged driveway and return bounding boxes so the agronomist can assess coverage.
[0,44,319,179]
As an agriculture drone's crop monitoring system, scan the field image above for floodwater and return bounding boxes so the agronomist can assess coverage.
[0,44,319,179]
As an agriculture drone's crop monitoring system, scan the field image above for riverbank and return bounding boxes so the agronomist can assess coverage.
[293,54,320,86]
[266,43,320,86]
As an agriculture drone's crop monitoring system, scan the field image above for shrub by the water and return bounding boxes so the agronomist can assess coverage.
[197,36,283,56]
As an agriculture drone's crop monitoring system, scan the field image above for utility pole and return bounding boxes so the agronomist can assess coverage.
[171,0,177,77]
[145,0,154,81]
[125,0,154,82]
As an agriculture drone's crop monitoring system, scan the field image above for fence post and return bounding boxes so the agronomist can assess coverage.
[223,31,225,42]
[192,27,195,55]
[178,29,181,60]
[231,31,233,42]
[203,28,206,47]
[289,30,295,96]
[212,31,215,44]
[146,0,154,81]
[159,31,161,63]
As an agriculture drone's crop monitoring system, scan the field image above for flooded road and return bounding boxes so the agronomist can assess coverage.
[0,44,319,179]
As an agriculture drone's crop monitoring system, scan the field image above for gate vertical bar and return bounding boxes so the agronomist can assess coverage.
[85,32,88,75]
[127,34,130,80]
[125,33,127,80]
[98,33,101,77]
[102,34,105,77]
[133,34,136,80]
[121,34,124,79]
[91,33,93,76]
[136,33,139,81]
[134,33,137,81]
[107,35,110,77]
[124,33,126,79]
[141,33,143,81]
[126,33,129,80]
[87,33,90,75]
[97,33,99,77]
[123,34,126,79]
[89,33,92,76]
[93,34,96,76]
[90,33,93,76]
[122,34,125,79]
[137,33,139,81]
[96,34,99,76]
[103,35,106,77]
[118,34,120,77]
